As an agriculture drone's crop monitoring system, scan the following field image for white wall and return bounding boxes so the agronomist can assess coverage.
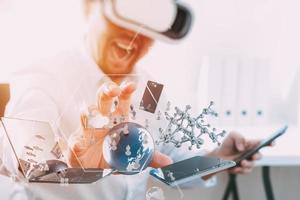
[0,0,83,82]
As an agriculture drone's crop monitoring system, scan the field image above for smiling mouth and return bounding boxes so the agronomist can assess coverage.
[111,39,137,60]
[116,42,134,52]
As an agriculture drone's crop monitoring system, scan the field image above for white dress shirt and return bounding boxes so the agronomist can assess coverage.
[1,44,215,200]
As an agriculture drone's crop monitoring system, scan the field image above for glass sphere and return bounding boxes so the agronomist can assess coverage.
[103,122,154,175]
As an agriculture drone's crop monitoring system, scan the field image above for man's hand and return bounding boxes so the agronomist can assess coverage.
[209,132,265,175]
[68,81,173,169]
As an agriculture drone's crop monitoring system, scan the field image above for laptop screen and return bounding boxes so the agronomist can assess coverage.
[0,117,112,184]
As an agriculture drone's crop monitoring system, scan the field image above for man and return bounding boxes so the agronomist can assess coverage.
[2,0,263,199]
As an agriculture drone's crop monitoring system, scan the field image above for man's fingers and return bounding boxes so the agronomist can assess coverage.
[116,82,137,115]
[237,168,253,175]
[230,160,254,174]
[149,151,173,168]
[245,139,261,150]
[97,82,121,116]
[229,166,253,175]
[251,152,262,161]
[97,81,136,117]
[80,111,88,129]
[240,160,254,169]
[232,133,246,152]
[229,167,243,174]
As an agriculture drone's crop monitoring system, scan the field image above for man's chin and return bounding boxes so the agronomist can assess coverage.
[103,63,134,76]
[98,54,137,77]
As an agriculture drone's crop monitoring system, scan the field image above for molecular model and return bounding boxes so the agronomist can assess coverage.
[156,101,226,150]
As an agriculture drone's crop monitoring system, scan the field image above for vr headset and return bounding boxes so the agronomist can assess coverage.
[102,0,193,42]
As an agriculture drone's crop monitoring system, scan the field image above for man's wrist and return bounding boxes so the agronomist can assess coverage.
[206,148,220,158]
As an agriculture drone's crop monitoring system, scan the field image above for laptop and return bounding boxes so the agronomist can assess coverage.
[0,117,113,184]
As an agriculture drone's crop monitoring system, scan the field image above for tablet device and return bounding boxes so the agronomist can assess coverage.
[149,156,235,187]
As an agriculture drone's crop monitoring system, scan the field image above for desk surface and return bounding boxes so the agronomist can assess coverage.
[205,125,300,166]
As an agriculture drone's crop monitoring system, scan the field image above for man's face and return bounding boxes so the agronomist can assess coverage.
[87,7,154,77]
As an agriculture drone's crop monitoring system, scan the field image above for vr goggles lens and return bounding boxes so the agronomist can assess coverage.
[103,0,193,42]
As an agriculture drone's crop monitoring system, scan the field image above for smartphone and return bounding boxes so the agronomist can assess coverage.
[149,156,235,187]
[234,125,288,165]
[139,81,164,113]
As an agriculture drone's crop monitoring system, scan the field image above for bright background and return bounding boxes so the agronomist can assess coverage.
[2,0,299,125]
[0,0,300,199]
